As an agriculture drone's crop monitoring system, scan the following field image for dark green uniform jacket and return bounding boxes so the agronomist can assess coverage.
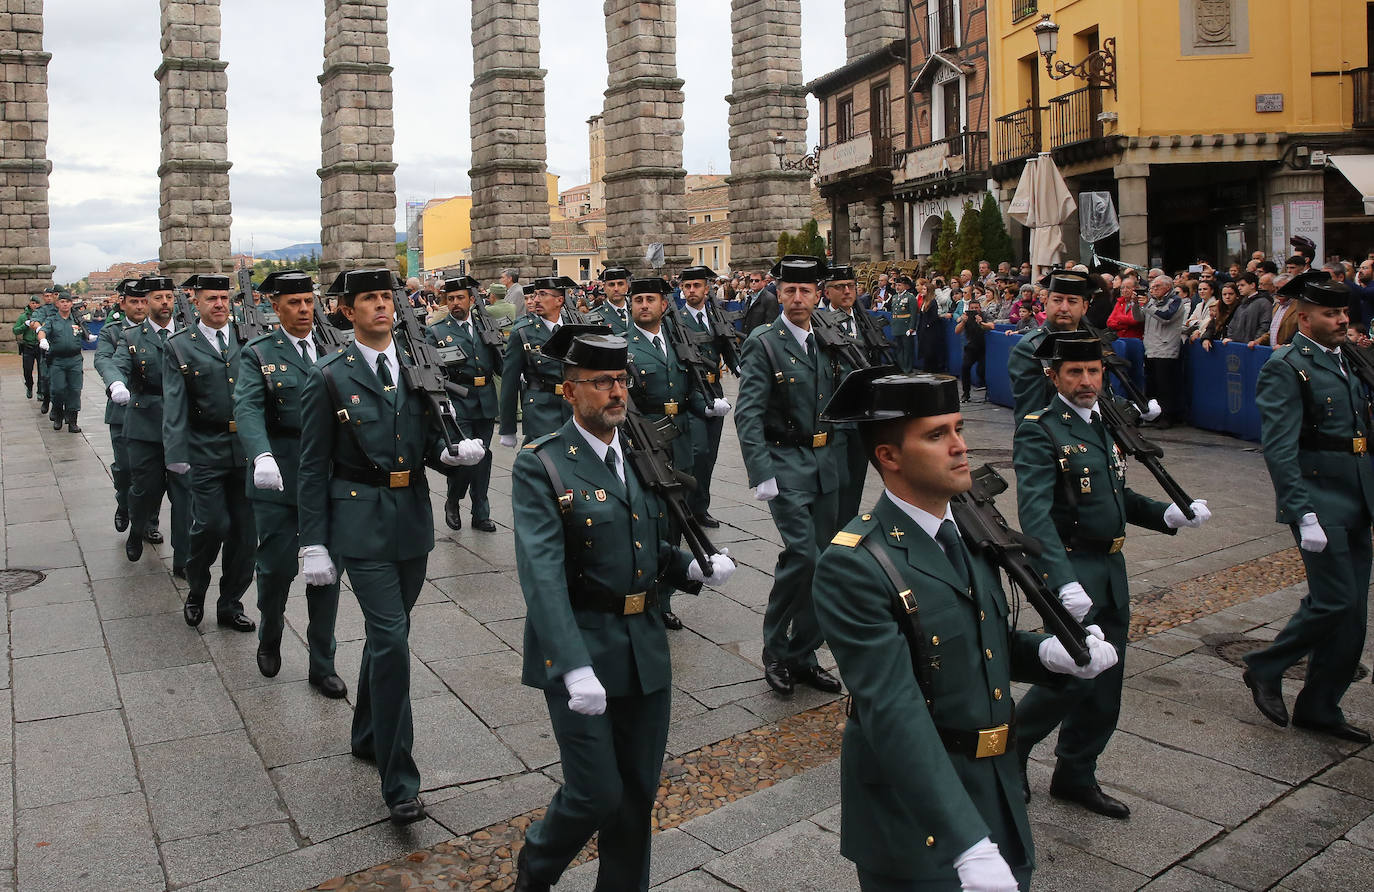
[1008,325,1052,428]
[499,316,572,440]
[95,319,138,425]
[113,321,177,444]
[41,312,86,356]
[814,495,1052,884]
[511,420,700,697]
[425,314,501,422]
[235,332,328,503]
[626,322,704,471]
[594,301,632,334]
[163,327,248,469]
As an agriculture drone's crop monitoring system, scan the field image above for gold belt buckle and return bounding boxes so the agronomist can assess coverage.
[389,470,410,488]
[623,593,646,615]
[1355,437,1367,455]
[227,420,237,433]
[664,401,679,416]
[554,383,564,396]
[1109,536,1125,554]
[812,432,829,448]
[473,376,487,387]
[975,724,1009,758]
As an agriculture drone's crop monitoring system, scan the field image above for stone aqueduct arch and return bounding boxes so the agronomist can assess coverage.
[0,0,856,344]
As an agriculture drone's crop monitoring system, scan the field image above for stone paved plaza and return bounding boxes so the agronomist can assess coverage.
[1,353,1373,891]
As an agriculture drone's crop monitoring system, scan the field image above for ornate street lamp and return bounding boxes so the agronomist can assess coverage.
[1033,14,1117,97]
[774,132,821,173]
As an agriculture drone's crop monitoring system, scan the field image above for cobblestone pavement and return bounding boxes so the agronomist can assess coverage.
[1,354,1370,891]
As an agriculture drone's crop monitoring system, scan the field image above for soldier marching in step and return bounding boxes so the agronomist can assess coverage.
[94,278,148,533]
[499,276,578,447]
[35,287,97,432]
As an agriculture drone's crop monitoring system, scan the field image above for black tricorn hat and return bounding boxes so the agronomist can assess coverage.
[136,275,175,293]
[441,275,481,293]
[1033,329,1104,362]
[343,269,396,296]
[771,255,828,284]
[258,270,313,296]
[826,264,857,283]
[115,277,142,296]
[1295,276,1351,309]
[1040,268,1093,297]
[1277,269,1331,298]
[822,367,958,423]
[679,265,716,282]
[601,265,632,281]
[629,277,672,296]
[530,275,579,292]
[324,271,349,296]
[542,323,623,369]
[180,274,231,291]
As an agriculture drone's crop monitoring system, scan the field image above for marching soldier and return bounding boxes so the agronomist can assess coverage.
[499,276,575,446]
[31,286,59,415]
[12,295,41,400]
[233,270,345,695]
[676,265,730,529]
[162,273,257,633]
[426,275,501,533]
[36,289,96,432]
[889,276,916,372]
[593,265,633,333]
[111,275,188,574]
[1242,272,1374,744]
[1013,331,1210,818]
[814,368,1118,891]
[822,264,873,523]
[297,268,484,824]
[95,279,149,532]
[511,326,735,892]
[734,255,845,697]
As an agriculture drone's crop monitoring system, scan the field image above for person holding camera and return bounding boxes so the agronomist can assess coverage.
[955,297,995,402]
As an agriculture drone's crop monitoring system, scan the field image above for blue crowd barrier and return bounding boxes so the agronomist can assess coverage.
[83,320,103,349]
[985,330,1017,407]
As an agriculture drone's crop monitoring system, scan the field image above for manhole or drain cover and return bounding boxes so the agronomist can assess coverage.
[1206,633,1370,682]
[0,569,44,595]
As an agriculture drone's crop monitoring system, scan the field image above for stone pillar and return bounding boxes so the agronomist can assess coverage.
[469,0,551,284]
[319,0,397,283]
[1114,163,1150,270]
[1266,169,1326,265]
[156,0,232,278]
[602,0,688,272]
[845,0,904,62]
[866,198,886,260]
[832,200,851,264]
[0,0,53,345]
[727,0,811,273]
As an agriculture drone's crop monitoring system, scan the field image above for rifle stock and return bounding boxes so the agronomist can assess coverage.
[703,295,743,376]
[390,284,474,453]
[810,308,871,369]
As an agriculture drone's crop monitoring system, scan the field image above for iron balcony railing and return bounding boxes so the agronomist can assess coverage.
[1012,0,1038,24]
[1049,85,1107,149]
[994,106,1042,163]
[928,0,957,51]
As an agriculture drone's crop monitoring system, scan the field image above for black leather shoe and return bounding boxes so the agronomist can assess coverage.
[515,846,551,892]
[444,500,462,531]
[217,613,256,633]
[1049,781,1131,819]
[1243,669,1289,727]
[125,531,143,562]
[39,399,49,415]
[144,527,164,545]
[792,665,842,694]
[473,517,497,532]
[309,673,348,699]
[183,600,204,627]
[25,385,31,399]
[764,659,794,696]
[172,565,186,580]
[256,643,281,678]
[114,509,129,533]
[661,610,683,630]
[696,512,721,529]
[52,416,62,430]
[67,422,82,433]
[1292,717,1373,744]
[388,797,426,825]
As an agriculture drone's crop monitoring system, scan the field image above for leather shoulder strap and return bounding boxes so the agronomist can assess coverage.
[860,536,934,708]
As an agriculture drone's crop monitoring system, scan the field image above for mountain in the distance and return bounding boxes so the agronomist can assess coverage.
[256,242,323,261]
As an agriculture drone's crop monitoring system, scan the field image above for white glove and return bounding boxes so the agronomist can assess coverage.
[441,438,486,466]
[1056,581,1092,622]
[705,397,731,417]
[499,434,517,448]
[166,462,191,475]
[1040,624,1119,679]
[1164,499,1211,529]
[85,333,97,342]
[754,477,779,501]
[1299,512,1328,552]
[688,547,736,586]
[563,666,607,716]
[37,339,48,352]
[109,382,130,405]
[253,454,285,492]
[953,837,1019,892]
[300,544,337,586]
[1140,399,1162,422]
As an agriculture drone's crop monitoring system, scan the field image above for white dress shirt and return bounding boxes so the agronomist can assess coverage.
[572,418,626,483]
[883,490,956,554]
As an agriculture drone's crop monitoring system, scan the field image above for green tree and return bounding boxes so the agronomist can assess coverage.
[396,241,408,279]
[953,199,983,274]
[928,210,958,277]
[978,191,1014,268]
[776,219,826,260]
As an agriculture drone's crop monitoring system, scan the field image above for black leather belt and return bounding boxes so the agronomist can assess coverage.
[525,378,564,396]
[333,463,420,489]
[1061,532,1125,554]
[267,422,301,437]
[1300,432,1368,454]
[569,587,658,616]
[937,723,1016,759]
[190,417,237,434]
[765,428,830,448]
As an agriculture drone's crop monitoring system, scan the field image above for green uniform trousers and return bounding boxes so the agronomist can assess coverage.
[1245,523,1373,725]
[36,351,50,399]
[186,466,255,617]
[836,429,869,525]
[524,686,671,892]
[1015,596,1129,788]
[126,438,190,568]
[445,418,495,523]
[109,424,131,515]
[251,500,340,679]
[47,353,82,413]
[344,555,427,807]
[762,486,837,669]
[689,414,724,518]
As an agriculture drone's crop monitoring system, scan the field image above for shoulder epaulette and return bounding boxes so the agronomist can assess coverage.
[316,348,349,368]
[167,327,191,340]
[1023,412,1042,422]
[830,511,880,548]
[523,430,561,452]
[243,331,278,350]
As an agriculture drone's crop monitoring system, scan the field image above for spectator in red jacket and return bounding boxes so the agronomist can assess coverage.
[1106,286,1145,340]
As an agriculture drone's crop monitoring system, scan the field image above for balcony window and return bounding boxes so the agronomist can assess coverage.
[1012,0,1037,24]
[871,83,892,138]
[930,0,959,50]
[837,95,855,143]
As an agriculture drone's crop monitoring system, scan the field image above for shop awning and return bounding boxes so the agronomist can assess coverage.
[1328,154,1374,215]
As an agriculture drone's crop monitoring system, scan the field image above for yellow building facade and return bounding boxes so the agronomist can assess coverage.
[990,0,1374,268]
[421,173,563,277]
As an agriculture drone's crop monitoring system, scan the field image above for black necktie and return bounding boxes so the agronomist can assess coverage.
[158,328,169,345]
[215,330,227,357]
[935,520,971,592]
[805,332,815,360]
[1090,410,1101,425]
[299,339,311,363]
[604,447,625,496]
[376,353,395,403]
[653,335,665,359]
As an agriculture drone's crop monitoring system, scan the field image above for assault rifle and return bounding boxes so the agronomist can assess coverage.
[390,281,474,454]
[561,302,597,326]
[664,309,725,401]
[854,308,896,365]
[702,295,743,376]
[951,464,1092,666]
[810,307,871,370]
[470,299,511,349]
[312,297,352,352]
[173,289,198,330]
[1341,342,1374,393]
[234,269,275,342]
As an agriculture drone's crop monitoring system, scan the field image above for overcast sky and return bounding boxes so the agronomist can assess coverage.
[43,0,845,283]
